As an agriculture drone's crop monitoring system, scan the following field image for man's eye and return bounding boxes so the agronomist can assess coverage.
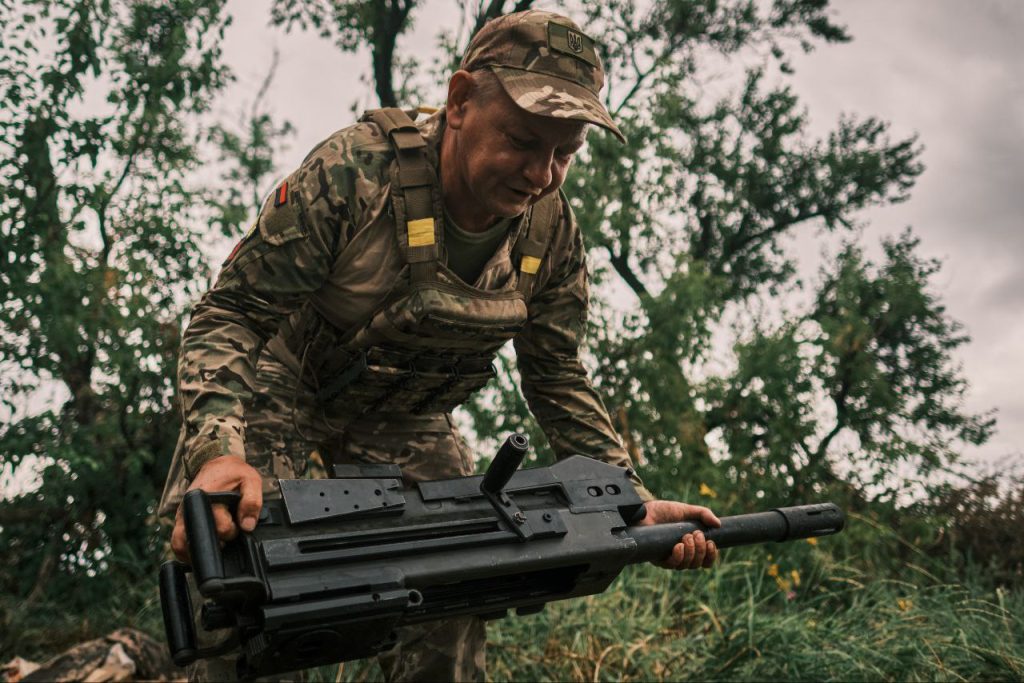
[508,136,531,149]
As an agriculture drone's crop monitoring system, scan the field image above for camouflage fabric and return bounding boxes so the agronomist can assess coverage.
[165,353,486,682]
[175,109,650,499]
[168,15,650,676]
[461,9,626,143]
[19,628,176,682]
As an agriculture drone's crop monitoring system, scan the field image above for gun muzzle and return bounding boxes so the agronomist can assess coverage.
[626,502,845,563]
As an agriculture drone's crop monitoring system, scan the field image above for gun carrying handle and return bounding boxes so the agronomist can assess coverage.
[159,560,244,668]
[481,433,529,494]
[182,489,242,594]
[160,560,198,667]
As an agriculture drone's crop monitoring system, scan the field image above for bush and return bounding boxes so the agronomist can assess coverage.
[916,473,1024,586]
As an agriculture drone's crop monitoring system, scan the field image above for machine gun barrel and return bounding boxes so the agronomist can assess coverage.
[627,503,844,563]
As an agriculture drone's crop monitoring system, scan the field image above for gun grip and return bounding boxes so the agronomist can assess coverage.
[159,560,198,667]
[182,489,242,594]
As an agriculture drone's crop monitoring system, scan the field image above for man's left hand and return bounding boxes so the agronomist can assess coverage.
[635,500,721,570]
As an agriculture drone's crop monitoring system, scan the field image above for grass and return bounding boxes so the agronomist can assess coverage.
[315,543,1024,682]
[4,541,1022,681]
[482,552,1024,682]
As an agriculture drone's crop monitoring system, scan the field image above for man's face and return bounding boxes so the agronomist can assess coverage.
[447,77,589,220]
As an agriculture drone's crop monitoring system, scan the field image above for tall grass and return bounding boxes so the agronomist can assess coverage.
[485,554,1024,681]
[5,527,1022,681]
[322,540,1023,682]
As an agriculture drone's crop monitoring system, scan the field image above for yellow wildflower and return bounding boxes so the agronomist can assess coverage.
[805,537,818,546]
[767,563,779,577]
[790,569,801,587]
[897,598,912,612]
[699,482,717,498]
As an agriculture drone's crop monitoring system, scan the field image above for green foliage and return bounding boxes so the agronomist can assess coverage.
[0,0,1013,675]
[315,539,1024,682]
[207,48,296,237]
[461,0,987,516]
[917,471,1024,586]
[0,0,230,627]
[483,559,1024,681]
[698,230,995,508]
[270,0,421,107]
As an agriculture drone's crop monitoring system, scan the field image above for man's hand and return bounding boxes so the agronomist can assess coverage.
[171,455,263,563]
[635,500,721,570]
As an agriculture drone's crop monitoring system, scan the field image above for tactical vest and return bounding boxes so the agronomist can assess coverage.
[284,108,561,425]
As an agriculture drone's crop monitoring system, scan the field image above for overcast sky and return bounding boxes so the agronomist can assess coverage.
[786,0,1024,473]
[215,0,1023,474]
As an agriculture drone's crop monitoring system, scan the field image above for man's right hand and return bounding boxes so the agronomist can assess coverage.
[171,455,264,563]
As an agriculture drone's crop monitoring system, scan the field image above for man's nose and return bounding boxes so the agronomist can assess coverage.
[523,152,553,191]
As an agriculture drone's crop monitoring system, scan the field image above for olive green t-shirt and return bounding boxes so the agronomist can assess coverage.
[443,211,515,285]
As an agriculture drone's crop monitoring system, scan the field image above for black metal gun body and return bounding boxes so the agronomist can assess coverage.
[160,437,844,679]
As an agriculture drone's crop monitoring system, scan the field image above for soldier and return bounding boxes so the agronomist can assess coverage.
[162,9,720,682]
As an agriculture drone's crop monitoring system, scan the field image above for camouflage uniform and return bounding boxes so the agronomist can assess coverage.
[161,9,650,682]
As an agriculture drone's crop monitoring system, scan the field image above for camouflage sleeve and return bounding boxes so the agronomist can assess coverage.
[178,135,365,479]
[513,196,655,501]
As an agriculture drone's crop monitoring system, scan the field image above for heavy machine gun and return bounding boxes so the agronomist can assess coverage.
[160,434,845,679]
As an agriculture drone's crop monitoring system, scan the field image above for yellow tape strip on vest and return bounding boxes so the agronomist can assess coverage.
[407,218,435,247]
[521,255,542,274]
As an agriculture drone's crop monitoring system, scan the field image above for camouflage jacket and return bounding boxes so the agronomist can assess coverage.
[178,111,649,496]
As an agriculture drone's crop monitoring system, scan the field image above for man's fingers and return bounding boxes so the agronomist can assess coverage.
[237,472,263,533]
[683,504,721,528]
[681,533,696,567]
[171,519,190,563]
[661,541,685,569]
[213,504,238,541]
[691,531,707,568]
[703,541,717,568]
[661,533,717,570]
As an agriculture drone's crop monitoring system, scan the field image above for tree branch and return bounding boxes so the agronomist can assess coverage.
[472,0,506,35]
[810,356,854,469]
[24,549,57,609]
[611,31,686,117]
[369,0,417,106]
[604,244,650,299]
[470,0,534,40]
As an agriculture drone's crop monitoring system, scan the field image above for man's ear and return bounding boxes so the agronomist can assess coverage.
[445,70,475,130]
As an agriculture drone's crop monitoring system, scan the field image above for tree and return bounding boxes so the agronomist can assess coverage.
[265,0,992,506]
[706,231,995,505]
[207,47,297,239]
[0,0,230,635]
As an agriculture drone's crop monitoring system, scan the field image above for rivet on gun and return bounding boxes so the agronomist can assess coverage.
[542,513,553,522]
[513,511,526,525]
[587,486,602,497]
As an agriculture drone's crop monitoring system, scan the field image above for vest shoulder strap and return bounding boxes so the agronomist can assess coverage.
[512,192,562,298]
[360,107,441,283]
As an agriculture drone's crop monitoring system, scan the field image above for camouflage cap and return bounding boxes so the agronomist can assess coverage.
[460,9,625,143]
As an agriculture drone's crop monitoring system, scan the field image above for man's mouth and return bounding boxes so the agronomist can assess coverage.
[507,186,537,200]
